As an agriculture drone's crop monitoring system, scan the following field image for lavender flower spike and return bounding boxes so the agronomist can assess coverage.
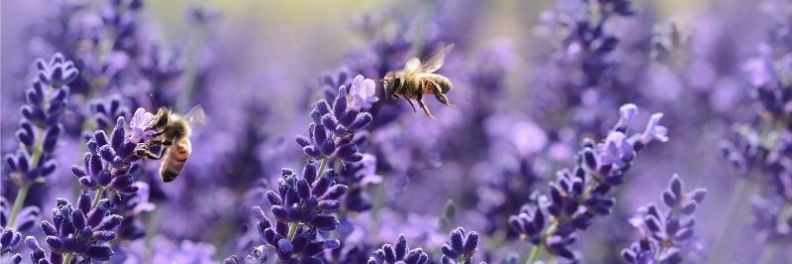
[1,53,76,258]
[253,164,343,262]
[622,174,707,264]
[5,53,77,185]
[367,235,429,264]
[26,194,124,263]
[441,227,485,264]
[71,116,150,197]
[509,103,668,262]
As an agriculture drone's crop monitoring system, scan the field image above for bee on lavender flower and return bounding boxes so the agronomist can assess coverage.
[135,106,206,182]
[383,43,454,118]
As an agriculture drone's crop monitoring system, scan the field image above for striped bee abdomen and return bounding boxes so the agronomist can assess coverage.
[159,137,192,182]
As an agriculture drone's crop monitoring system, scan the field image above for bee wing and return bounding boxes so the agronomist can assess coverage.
[404,58,422,73]
[183,105,208,127]
[420,43,454,73]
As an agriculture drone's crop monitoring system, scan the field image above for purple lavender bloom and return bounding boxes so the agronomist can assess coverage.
[65,107,161,246]
[440,227,483,264]
[348,75,379,111]
[335,153,380,213]
[252,164,344,262]
[26,194,123,263]
[294,80,378,216]
[113,182,155,241]
[70,116,145,196]
[716,11,792,253]
[0,206,38,261]
[139,44,184,107]
[9,0,792,263]
[621,174,707,264]
[265,165,346,231]
[128,108,156,144]
[296,85,373,164]
[509,104,667,261]
[88,95,129,133]
[223,249,269,264]
[367,235,429,264]
[0,199,25,262]
[0,197,39,235]
[1,53,76,259]
[5,53,77,185]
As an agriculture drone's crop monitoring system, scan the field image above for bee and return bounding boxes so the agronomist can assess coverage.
[142,106,206,182]
[383,43,454,118]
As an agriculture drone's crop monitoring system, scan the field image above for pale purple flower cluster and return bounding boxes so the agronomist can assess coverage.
[621,174,707,264]
[508,104,667,261]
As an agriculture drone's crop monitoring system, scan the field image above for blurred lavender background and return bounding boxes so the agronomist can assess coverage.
[1,0,791,263]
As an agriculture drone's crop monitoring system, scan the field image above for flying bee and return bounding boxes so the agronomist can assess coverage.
[139,106,206,183]
[383,43,454,118]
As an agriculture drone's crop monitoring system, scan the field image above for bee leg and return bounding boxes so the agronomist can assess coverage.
[431,83,452,106]
[148,138,172,146]
[135,144,164,160]
[416,94,435,119]
[435,93,452,106]
[151,129,165,137]
[402,96,418,113]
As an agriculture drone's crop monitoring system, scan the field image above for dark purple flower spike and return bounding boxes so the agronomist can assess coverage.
[367,235,430,264]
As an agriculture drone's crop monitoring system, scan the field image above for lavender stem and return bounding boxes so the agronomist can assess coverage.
[62,253,74,264]
[287,157,329,241]
[525,244,542,264]
[757,242,776,264]
[91,188,106,209]
[60,187,108,263]
[9,82,52,229]
[709,177,752,263]
[7,182,31,229]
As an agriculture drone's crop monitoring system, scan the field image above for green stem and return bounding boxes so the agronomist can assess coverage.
[708,178,752,264]
[176,25,209,112]
[317,158,329,178]
[60,188,106,263]
[8,82,54,229]
[285,158,329,242]
[758,243,776,264]
[525,245,543,264]
[7,183,32,229]
[523,221,557,264]
[9,126,45,229]
[29,131,45,170]
[91,188,106,209]
[286,222,299,240]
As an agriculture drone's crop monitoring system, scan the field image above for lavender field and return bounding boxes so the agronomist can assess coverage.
[1,0,791,263]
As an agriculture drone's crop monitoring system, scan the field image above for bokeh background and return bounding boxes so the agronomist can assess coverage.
[2,0,791,263]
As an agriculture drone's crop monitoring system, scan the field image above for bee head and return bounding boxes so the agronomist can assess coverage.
[383,72,396,95]
[152,107,172,129]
